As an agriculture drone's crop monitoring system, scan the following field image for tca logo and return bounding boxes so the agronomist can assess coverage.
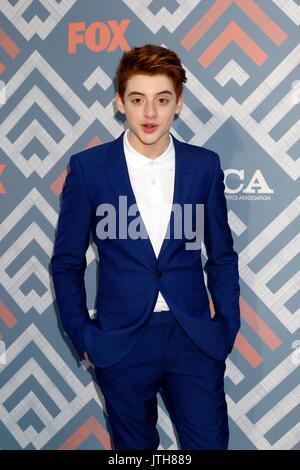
[224,169,274,194]
[68,20,130,54]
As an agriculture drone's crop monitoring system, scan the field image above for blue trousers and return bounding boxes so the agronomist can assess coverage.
[94,310,229,450]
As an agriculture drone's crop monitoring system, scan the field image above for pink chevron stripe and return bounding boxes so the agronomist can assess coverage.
[51,168,68,196]
[240,297,282,351]
[181,0,232,50]
[235,333,263,368]
[0,163,6,194]
[58,416,112,450]
[199,21,267,68]
[236,0,287,45]
[0,28,20,58]
[85,136,103,149]
[0,301,17,329]
[0,28,20,73]
[51,137,103,195]
[181,0,286,51]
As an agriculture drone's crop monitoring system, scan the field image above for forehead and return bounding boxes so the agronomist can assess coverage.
[125,74,175,95]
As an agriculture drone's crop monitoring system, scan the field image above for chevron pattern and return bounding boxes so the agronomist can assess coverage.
[0,0,299,450]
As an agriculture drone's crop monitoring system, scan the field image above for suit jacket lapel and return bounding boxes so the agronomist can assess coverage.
[104,130,195,263]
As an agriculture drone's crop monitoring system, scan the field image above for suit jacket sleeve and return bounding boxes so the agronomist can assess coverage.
[203,151,241,332]
[51,154,93,361]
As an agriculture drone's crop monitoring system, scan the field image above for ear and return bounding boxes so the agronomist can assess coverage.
[175,93,183,115]
[115,92,125,114]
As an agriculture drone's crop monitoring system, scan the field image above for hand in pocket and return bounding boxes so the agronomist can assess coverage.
[83,351,95,369]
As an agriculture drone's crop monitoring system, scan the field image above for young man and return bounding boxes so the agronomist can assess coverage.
[51,44,240,450]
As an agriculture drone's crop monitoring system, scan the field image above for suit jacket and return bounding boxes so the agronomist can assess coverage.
[51,130,240,367]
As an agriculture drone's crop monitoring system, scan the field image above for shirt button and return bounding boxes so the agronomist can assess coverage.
[152,179,156,185]
[155,271,163,277]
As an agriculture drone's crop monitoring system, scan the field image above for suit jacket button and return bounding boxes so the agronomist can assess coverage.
[155,271,163,277]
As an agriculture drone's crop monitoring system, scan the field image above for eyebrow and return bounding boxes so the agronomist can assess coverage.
[127,90,173,97]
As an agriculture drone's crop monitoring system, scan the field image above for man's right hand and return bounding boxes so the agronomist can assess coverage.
[83,351,95,369]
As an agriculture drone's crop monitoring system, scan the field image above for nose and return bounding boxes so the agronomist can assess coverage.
[144,101,157,119]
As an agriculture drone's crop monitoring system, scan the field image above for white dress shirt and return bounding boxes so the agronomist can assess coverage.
[123,128,175,311]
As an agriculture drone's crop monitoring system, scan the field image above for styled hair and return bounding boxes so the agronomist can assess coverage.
[115,44,187,104]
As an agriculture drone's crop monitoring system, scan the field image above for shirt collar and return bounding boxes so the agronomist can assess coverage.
[123,128,175,169]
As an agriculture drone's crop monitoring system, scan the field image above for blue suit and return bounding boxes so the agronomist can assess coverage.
[51,130,240,449]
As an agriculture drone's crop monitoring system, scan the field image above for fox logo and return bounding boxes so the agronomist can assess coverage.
[68,20,130,54]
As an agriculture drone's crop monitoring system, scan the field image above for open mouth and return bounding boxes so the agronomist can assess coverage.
[141,124,158,132]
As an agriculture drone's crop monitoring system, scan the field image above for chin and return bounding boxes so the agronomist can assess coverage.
[137,129,159,140]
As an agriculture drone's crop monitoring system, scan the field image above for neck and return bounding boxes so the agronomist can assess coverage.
[127,129,170,159]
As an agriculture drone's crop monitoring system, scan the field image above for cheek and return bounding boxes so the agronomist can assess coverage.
[163,111,175,121]
[127,108,141,119]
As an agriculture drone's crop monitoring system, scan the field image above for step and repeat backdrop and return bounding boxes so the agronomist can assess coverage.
[0,0,299,450]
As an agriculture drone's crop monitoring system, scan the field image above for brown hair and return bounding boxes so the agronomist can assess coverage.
[115,44,187,104]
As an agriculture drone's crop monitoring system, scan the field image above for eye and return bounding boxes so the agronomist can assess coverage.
[131,98,170,104]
